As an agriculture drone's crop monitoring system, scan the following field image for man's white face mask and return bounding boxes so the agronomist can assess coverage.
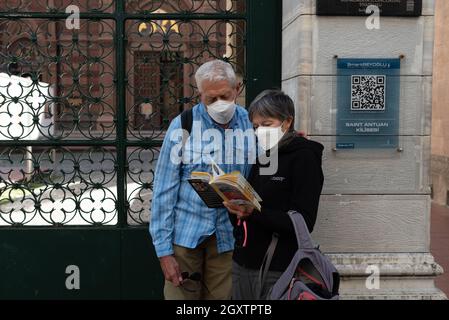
[206,99,236,124]
[255,121,286,151]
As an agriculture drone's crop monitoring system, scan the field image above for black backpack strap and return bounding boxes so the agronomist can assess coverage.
[180,108,193,148]
[332,272,340,295]
[181,108,193,135]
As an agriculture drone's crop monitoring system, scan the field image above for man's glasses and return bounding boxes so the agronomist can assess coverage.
[180,272,211,295]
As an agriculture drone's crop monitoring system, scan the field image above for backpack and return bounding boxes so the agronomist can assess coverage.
[260,211,340,300]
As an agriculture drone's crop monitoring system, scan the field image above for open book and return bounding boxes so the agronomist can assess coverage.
[188,161,262,211]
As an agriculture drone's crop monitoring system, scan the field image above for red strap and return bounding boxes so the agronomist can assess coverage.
[298,291,317,300]
[297,267,325,288]
[236,219,248,247]
[242,220,248,247]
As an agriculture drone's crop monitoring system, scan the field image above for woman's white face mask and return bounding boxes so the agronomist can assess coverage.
[255,121,286,151]
[206,99,236,124]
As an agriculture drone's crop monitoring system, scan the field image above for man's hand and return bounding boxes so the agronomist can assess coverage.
[159,255,183,286]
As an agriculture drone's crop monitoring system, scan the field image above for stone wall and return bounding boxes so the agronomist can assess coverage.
[282,0,445,299]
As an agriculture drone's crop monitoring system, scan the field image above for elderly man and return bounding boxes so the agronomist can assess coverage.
[150,60,254,300]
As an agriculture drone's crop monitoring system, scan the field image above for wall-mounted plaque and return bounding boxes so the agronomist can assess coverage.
[317,0,422,17]
[336,58,401,149]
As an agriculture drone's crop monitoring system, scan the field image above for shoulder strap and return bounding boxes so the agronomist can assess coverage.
[258,233,279,299]
[287,210,314,249]
[181,108,193,135]
[180,108,193,148]
[258,212,314,297]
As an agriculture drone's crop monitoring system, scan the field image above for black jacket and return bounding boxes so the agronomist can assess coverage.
[230,135,324,272]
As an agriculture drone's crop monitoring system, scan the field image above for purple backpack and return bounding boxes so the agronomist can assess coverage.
[260,211,340,300]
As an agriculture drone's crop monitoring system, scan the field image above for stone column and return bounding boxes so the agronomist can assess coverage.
[282,0,446,299]
[431,0,449,206]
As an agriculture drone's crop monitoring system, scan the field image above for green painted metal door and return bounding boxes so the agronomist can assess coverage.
[0,0,281,299]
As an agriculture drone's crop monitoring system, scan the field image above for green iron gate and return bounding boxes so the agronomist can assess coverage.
[0,0,281,299]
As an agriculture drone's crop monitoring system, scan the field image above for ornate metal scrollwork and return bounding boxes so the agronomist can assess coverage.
[0,1,246,226]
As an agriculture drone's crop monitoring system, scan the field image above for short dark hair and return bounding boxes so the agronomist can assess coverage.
[248,89,295,131]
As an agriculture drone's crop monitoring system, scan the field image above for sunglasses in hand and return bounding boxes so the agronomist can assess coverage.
[181,272,201,282]
[180,272,211,295]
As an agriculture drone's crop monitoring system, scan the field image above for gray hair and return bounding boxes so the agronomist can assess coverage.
[248,89,295,131]
[195,60,237,92]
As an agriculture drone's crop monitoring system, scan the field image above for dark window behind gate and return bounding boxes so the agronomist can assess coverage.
[0,0,281,299]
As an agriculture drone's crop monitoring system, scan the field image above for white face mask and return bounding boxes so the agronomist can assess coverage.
[206,99,236,124]
[255,122,286,151]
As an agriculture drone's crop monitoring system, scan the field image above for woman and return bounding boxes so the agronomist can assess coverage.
[224,89,324,300]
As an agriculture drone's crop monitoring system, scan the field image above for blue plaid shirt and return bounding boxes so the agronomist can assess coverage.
[150,103,254,257]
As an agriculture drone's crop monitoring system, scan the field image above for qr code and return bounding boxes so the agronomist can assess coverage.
[351,75,386,111]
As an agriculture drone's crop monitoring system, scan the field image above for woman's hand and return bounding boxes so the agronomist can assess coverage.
[223,201,254,219]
